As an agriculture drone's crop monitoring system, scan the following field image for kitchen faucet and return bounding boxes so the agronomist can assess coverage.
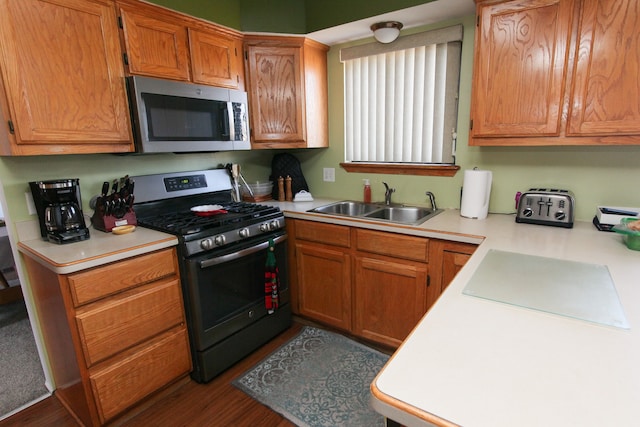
[425,191,437,210]
[383,182,395,205]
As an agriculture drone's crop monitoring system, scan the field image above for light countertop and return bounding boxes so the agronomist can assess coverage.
[17,222,178,274]
[270,198,640,427]
[16,198,640,426]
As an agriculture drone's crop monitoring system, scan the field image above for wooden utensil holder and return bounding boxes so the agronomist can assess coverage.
[91,209,137,233]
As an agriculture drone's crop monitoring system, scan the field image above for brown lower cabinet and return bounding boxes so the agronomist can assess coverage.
[21,247,192,426]
[287,219,477,348]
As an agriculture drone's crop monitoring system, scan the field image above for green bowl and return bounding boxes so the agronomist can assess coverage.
[614,218,640,251]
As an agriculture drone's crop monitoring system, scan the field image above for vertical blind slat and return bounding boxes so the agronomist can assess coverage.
[343,38,460,164]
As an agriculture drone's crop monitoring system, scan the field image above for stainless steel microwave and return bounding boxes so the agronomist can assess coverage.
[126,76,250,153]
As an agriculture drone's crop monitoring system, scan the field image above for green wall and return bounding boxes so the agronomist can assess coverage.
[293,15,640,221]
[145,0,242,29]
[2,1,640,231]
[240,0,306,33]
[146,0,436,33]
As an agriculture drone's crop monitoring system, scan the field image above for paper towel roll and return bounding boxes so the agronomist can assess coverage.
[460,169,492,220]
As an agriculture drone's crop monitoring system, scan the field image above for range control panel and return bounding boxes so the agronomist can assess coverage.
[516,189,575,228]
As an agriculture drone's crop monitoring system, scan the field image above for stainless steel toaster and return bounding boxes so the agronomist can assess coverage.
[516,189,575,228]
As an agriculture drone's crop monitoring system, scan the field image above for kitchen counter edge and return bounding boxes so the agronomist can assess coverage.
[271,198,640,427]
[17,222,178,275]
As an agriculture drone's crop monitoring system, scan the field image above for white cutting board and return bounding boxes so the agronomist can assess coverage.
[462,250,629,329]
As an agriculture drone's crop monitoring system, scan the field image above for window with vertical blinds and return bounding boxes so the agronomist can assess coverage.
[340,25,463,165]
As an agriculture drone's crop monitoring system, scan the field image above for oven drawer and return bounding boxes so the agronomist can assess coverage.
[75,277,185,367]
[89,326,191,424]
[67,248,178,307]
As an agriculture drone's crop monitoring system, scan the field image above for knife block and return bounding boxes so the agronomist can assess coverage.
[91,209,137,233]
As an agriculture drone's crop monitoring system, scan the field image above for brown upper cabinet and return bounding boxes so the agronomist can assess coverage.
[470,0,640,145]
[0,0,134,155]
[244,36,329,149]
[117,0,244,90]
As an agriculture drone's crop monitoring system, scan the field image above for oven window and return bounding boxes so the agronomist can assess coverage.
[194,240,289,331]
[142,93,230,141]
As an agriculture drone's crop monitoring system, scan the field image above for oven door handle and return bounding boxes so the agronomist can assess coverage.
[199,234,287,269]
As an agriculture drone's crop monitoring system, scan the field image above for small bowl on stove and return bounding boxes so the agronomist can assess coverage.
[190,204,227,217]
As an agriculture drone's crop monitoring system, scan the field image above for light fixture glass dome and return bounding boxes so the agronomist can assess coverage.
[371,21,403,44]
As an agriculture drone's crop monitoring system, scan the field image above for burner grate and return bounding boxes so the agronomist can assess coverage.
[137,202,280,235]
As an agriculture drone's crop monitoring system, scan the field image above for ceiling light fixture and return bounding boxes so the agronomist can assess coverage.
[370,21,403,44]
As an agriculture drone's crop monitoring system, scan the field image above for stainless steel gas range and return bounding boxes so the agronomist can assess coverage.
[132,169,291,383]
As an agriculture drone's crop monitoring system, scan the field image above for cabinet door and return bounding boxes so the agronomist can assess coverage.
[89,326,191,424]
[442,251,472,291]
[353,256,428,348]
[245,44,306,143]
[75,278,184,367]
[295,242,351,331]
[431,240,477,296]
[119,4,190,81]
[0,0,133,154]
[567,0,640,135]
[471,0,574,138]
[189,28,243,89]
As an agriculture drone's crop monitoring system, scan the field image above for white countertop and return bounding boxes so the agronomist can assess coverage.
[16,198,640,426]
[18,224,178,274]
[271,199,640,427]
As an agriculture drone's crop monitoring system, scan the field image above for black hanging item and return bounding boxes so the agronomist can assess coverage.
[269,153,309,200]
[264,239,279,314]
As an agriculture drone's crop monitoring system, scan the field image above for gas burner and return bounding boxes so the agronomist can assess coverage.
[137,202,281,236]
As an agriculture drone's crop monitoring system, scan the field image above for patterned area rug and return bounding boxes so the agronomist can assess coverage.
[233,326,389,427]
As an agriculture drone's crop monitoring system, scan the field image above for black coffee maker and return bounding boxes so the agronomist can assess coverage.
[29,179,90,244]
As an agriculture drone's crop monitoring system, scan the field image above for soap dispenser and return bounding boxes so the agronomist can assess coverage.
[363,179,371,203]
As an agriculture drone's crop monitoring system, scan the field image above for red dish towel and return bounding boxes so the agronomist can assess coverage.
[265,239,279,314]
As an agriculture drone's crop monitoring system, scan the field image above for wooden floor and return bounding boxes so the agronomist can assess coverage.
[0,322,307,427]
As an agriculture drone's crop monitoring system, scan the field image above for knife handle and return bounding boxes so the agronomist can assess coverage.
[101,181,110,197]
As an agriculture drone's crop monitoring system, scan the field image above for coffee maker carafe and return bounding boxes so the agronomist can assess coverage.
[29,179,90,244]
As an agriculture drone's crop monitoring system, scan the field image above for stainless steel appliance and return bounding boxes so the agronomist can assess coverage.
[131,169,290,383]
[516,188,575,228]
[29,179,90,244]
[127,76,250,153]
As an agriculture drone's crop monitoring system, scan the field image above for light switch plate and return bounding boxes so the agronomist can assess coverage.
[323,168,335,182]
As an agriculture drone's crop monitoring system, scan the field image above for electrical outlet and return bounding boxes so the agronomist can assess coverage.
[323,168,335,182]
[25,192,36,215]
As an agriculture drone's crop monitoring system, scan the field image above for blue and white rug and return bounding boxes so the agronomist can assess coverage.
[233,326,390,427]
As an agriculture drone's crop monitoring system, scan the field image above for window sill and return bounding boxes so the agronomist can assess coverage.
[339,162,460,177]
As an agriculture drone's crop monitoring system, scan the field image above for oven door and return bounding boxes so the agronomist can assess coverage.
[183,232,289,351]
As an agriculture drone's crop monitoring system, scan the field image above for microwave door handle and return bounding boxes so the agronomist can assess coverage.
[199,234,287,269]
[225,102,234,140]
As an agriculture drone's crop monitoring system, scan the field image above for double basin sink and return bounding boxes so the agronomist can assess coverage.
[308,201,442,226]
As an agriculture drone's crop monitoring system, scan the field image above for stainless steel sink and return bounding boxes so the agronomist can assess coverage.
[311,200,380,216]
[364,206,437,223]
[309,201,442,225]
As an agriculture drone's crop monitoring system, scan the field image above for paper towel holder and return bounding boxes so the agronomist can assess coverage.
[460,168,492,220]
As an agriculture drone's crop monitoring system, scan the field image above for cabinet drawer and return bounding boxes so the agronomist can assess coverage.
[75,278,184,367]
[68,249,178,306]
[89,326,191,423]
[295,220,350,247]
[356,229,429,262]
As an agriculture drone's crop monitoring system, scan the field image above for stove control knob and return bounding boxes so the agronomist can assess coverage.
[259,223,270,232]
[201,238,214,250]
[239,228,250,238]
[213,235,226,246]
[522,207,534,218]
[269,220,281,230]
